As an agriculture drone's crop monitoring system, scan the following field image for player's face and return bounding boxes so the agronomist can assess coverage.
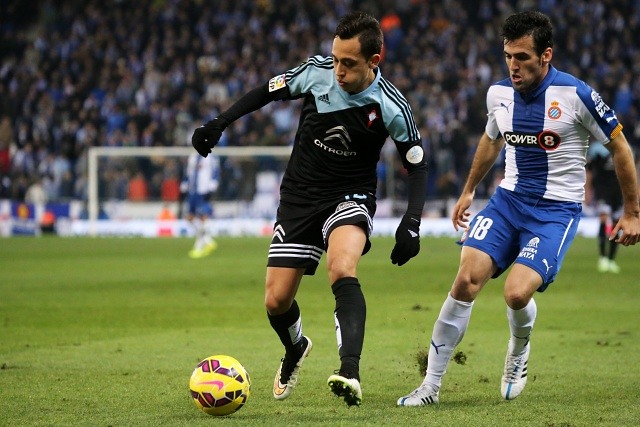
[503,35,552,93]
[332,36,380,94]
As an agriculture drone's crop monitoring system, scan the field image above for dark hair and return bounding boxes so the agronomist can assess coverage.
[501,11,553,56]
[335,11,383,58]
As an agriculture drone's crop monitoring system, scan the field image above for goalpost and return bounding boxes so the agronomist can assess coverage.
[87,145,296,224]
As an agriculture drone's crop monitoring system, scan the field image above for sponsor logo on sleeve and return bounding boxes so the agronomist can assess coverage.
[591,90,618,123]
[268,74,287,92]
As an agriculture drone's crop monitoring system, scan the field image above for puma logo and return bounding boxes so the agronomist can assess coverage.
[431,340,445,354]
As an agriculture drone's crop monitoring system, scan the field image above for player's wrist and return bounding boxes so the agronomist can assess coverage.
[204,115,229,131]
[402,213,420,224]
[216,113,230,128]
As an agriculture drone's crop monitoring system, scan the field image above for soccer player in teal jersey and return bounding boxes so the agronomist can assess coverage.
[398,10,639,407]
[587,141,624,273]
[192,11,428,406]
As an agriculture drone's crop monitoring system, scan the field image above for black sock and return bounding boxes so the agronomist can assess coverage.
[332,277,366,380]
[598,222,606,256]
[267,300,304,355]
[609,239,618,260]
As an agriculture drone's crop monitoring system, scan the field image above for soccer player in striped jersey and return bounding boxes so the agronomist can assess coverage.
[182,152,220,259]
[398,10,639,407]
[192,11,428,406]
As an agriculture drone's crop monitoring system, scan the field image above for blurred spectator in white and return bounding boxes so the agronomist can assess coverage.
[25,175,48,205]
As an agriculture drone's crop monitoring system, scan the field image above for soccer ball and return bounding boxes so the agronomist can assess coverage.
[189,355,251,416]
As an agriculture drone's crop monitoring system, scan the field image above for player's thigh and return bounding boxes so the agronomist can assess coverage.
[462,193,520,277]
[322,197,374,256]
[450,246,497,302]
[515,208,580,291]
[325,225,367,282]
[267,200,325,275]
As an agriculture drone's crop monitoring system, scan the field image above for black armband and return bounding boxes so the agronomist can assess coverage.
[394,139,428,218]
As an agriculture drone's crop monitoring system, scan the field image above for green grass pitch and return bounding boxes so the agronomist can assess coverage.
[1,236,639,426]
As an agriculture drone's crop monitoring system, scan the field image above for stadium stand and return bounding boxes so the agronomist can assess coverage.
[1,0,638,209]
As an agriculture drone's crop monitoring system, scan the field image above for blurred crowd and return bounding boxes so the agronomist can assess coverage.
[1,0,639,209]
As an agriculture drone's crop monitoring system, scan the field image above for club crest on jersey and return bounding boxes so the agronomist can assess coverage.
[268,74,287,92]
[367,109,378,127]
[547,101,561,119]
[503,130,561,151]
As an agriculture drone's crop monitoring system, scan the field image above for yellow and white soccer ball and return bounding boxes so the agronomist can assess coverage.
[189,355,251,416]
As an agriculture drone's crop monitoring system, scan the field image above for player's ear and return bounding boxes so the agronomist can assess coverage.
[541,48,552,65]
[369,53,381,69]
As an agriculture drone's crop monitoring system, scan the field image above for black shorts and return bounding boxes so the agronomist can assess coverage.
[267,193,376,275]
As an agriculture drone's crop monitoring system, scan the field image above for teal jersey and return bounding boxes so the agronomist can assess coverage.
[268,55,423,201]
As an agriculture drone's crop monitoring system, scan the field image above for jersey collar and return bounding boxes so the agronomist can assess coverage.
[519,65,557,103]
[340,67,381,100]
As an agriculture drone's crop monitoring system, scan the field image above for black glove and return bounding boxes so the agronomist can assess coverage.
[390,214,421,266]
[191,116,228,158]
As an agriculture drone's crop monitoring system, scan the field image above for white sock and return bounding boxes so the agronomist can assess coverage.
[424,294,474,390]
[201,221,214,247]
[507,298,536,355]
[193,220,205,251]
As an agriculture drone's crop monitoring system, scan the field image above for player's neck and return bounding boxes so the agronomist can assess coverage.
[367,68,377,86]
[349,68,377,95]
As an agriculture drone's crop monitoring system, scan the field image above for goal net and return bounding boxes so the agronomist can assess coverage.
[87,145,295,222]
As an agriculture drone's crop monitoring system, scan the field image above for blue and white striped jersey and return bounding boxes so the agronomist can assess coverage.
[183,152,220,196]
[268,55,423,201]
[486,65,622,203]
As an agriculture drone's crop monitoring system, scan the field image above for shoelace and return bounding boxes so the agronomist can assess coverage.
[504,354,526,382]
[407,385,435,398]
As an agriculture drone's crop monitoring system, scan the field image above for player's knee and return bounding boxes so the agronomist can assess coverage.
[503,288,531,310]
[264,292,291,315]
[326,259,357,284]
[450,275,483,302]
